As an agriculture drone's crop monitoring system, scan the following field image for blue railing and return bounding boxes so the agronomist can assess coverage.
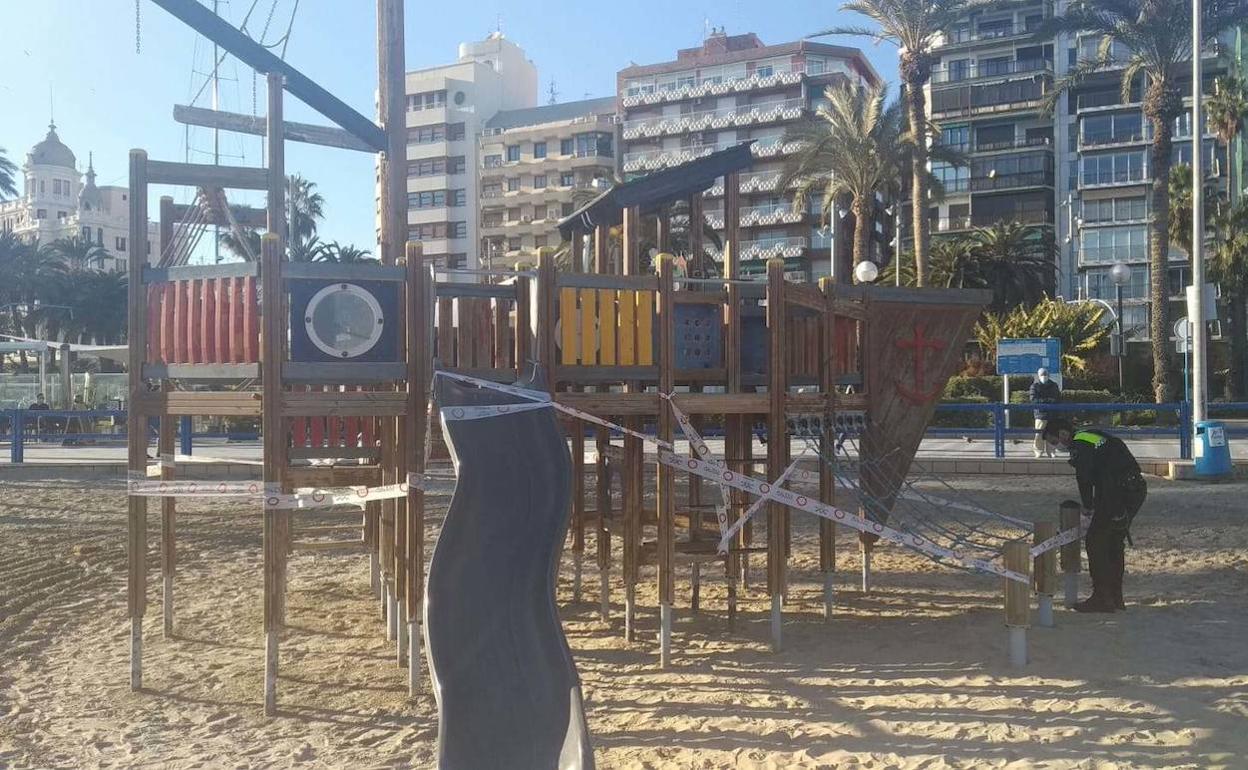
[0,409,259,463]
[932,401,1248,459]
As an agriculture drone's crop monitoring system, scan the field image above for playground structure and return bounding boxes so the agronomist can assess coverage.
[115,0,1099,730]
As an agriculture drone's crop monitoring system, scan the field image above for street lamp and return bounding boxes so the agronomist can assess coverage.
[1110,262,1131,395]
[854,260,879,284]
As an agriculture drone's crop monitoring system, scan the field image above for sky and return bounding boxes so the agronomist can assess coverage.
[0,0,899,258]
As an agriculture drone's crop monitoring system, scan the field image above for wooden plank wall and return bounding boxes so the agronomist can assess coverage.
[433,295,518,371]
[557,287,655,367]
[145,277,259,364]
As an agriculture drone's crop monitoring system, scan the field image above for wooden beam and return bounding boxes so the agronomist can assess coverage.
[149,0,386,152]
[766,258,789,620]
[259,233,286,716]
[173,104,376,153]
[146,159,270,191]
[281,390,409,417]
[126,149,150,692]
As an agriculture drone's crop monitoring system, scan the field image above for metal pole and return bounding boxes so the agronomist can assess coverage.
[212,0,221,264]
[894,206,902,286]
[1123,282,1133,394]
[1190,0,1208,425]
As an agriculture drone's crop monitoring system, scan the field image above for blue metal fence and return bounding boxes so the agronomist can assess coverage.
[0,409,259,463]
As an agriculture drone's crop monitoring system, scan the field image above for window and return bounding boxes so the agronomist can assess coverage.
[1085,265,1147,300]
[574,132,613,158]
[482,183,503,198]
[450,221,467,239]
[947,59,971,82]
[506,145,520,162]
[807,56,826,75]
[1081,151,1146,186]
[409,157,450,177]
[533,174,547,189]
[449,189,466,207]
[53,180,62,195]
[508,237,522,251]
[507,178,520,192]
[561,202,575,216]
[976,123,1015,150]
[116,236,127,252]
[560,172,575,187]
[941,124,970,151]
[36,209,47,219]
[560,138,574,156]
[408,222,463,241]
[97,228,104,245]
[980,56,1012,76]
[1079,225,1146,264]
[408,90,447,111]
[39,181,45,195]
[535,235,548,249]
[1081,112,1144,146]
[448,156,466,175]
[1083,196,1147,223]
[484,154,503,169]
[410,190,447,208]
[409,124,445,144]
[755,64,774,78]
[81,225,91,240]
[932,162,970,193]
[57,211,67,220]
[447,123,465,141]
[533,142,547,159]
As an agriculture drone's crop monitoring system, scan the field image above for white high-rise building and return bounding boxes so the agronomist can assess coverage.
[0,123,158,271]
[404,33,538,268]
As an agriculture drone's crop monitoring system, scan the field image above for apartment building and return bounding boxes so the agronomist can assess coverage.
[924,2,1244,343]
[403,33,538,269]
[924,1,1060,254]
[478,97,618,268]
[1068,36,1234,340]
[617,30,883,281]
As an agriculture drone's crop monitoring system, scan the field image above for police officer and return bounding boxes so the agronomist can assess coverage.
[1042,418,1147,613]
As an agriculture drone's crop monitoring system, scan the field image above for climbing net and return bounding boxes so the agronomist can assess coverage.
[789,413,1033,574]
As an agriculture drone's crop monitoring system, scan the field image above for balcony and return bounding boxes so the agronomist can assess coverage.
[971,135,1054,153]
[622,138,803,174]
[932,216,973,233]
[931,58,1052,86]
[969,170,1054,192]
[621,65,810,108]
[621,99,806,140]
[930,74,1052,119]
[704,236,808,261]
[1078,169,1149,190]
[705,170,786,197]
[940,20,1046,48]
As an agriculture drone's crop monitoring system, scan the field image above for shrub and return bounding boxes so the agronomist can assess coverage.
[932,396,993,429]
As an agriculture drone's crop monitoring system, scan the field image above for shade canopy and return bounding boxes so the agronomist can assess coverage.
[557,142,755,239]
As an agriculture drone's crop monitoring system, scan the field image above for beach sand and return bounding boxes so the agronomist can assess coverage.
[1,472,1245,769]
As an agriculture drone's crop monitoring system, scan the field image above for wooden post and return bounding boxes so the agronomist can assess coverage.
[568,229,585,603]
[260,233,286,716]
[536,251,557,383]
[1033,521,1058,628]
[656,255,676,668]
[405,241,427,696]
[621,205,641,643]
[1059,501,1082,608]
[126,149,150,691]
[817,276,836,620]
[1003,540,1030,667]
[765,258,788,652]
[688,194,704,274]
[157,195,177,640]
[722,173,743,611]
[592,223,612,620]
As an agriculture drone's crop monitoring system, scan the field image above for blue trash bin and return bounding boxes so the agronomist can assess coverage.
[1193,420,1232,477]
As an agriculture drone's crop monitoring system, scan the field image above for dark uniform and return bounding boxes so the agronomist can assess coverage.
[1068,429,1148,610]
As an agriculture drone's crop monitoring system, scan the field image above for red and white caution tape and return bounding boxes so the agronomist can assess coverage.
[658,450,1030,584]
[718,456,811,553]
[1029,516,1091,558]
[663,394,731,539]
[127,473,429,511]
[264,480,415,510]
[127,476,274,497]
[440,401,552,422]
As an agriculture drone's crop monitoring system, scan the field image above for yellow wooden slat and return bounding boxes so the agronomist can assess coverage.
[560,286,578,365]
[636,290,654,366]
[618,289,636,365]
[598,289,616,365]
[579,288,597,365]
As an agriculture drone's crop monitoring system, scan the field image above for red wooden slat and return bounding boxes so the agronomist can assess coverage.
[310,412,325,447]
[146,285,162,364]
[160,282,176,364]
[187,279,202,363]
[200,278,216,363]
[229,277,242,363]
[361,416,375,447]
[292,417,307,448]
[172,280,188,363]
[213,278,226,364]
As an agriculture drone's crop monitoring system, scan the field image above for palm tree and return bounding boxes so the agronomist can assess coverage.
[0,147,18,200]
[956,222,1057,311]
[219,228,261,262]
[780,84,905,279]
[289,235,328,263]
[49,236,109,272]
[1209,198,1248,398]
[1036,0,1245,402]
[1206,75,1248,195]
[288,174,325,250]
[976,296,1111,375]
[813,0,981,287]
[317,241,376,263]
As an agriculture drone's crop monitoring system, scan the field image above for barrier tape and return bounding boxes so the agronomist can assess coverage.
[659,450,1030,584]
[1029,517,1091,558]
[127,477,275,497]
[440,402,553,422]
[127,473,429,510]
[264,480,415,510]
[719,456,809,553]
[663,394,731,539]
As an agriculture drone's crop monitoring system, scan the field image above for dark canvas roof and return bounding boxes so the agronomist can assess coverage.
[557,142,755,238]
[485,97,617,131]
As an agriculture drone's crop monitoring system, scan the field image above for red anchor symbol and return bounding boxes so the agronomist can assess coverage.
[895,322,947,405]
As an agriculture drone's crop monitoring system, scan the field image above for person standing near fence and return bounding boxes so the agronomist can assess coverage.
[1042,419,1148,613]
[1030,368,1061,458]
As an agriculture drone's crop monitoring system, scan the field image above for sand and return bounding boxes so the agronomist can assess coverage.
[1,471,1246,769]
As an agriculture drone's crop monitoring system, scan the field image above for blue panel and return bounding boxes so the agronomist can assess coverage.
[672,304,722,370]
[997,337,1061,375]
[740,313,768,375]
[289,279,400,363]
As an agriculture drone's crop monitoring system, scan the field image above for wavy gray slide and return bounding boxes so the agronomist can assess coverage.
[425,369,595,769]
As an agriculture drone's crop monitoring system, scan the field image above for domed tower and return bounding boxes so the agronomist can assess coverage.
[25,122,80,210]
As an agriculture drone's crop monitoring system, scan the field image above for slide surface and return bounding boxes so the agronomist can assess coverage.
[424,370,594,769]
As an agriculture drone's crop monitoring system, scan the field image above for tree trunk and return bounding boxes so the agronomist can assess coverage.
[851,195,872,277]
[1146,111,1175,403]
[1231,287,1248,401]
[902,69,930,288]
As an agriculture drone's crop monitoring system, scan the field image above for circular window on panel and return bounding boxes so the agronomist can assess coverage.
[454,90,466,105]
[304,283,385,359]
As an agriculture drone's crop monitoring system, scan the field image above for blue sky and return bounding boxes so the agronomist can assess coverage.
[1,0,898,258]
